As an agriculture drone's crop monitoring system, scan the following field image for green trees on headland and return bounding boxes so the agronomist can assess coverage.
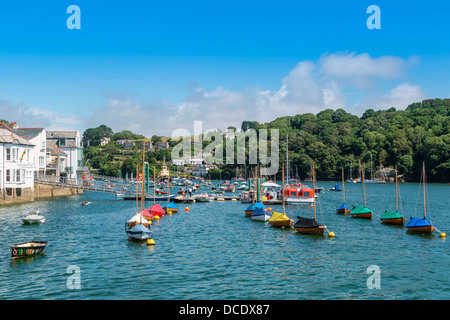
[82,98,449,182]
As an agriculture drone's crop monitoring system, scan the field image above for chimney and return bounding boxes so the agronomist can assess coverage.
[9,122,18,130]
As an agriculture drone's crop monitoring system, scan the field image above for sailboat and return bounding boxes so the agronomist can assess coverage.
[269,165,293,228]
[293,163,326,234]
[350,163,373,219]
[251,166,272,221]
[336,167,351,214]
[405,163,437,234]
[125,138,152,241]
[161,167,178,213]
[380,166,405,225]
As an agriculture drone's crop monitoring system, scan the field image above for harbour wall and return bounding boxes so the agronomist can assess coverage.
[0,184,83,205]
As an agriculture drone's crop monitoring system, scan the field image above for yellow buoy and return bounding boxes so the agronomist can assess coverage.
[147,239,155,245]
[439,233,446,238]
[328,232,335,238]
[154,215,160,220]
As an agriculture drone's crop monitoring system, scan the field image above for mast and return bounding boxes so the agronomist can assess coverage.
[395,165,398,212]
[141,138,146,217]
[312,162,316,220]
[282,164,285,214]
[362,163,366,207]
[342,167,345,203]
[286,134,289,186]
[253,166,257,204]
[136,163,139,213]
[168,167,170,203]
[423,162,426,218]
[153,167,156,205]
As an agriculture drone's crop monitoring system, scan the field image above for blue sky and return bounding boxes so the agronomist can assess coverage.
[0,1,448,135]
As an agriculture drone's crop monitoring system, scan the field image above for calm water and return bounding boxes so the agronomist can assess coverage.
[0,181,449,300]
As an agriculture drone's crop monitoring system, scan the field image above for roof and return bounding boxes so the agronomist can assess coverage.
[0,128,35,146]
[46,131,79,139]
[47,145,68,156]
[13,128,45,141]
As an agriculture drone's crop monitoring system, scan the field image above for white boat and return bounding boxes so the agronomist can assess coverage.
[251,208,272,221]
[22,211,45,224]
[195,194,211,202]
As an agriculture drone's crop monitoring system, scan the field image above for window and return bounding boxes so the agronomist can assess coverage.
[6,169,10,182]
[41,141,45,150]
[303,192,310,197]
[12,148,17,161]
[59,138,66,146]
[27,149,30,162]
[6,148,11,160]
[39,156,45,167]
[290,191,297,197]
[16,169,21,182]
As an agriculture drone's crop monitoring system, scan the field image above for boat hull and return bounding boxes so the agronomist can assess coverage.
[244,210,254,217]
[336,208,351,214]
[381,217,405,225]
[11,241,47,259]
[294,226,326,235]
[406,225,435,234]
[351,212,373,219]
[22,217,45,224]
[251,214,271,222]
[269,220,293,228]
[285,197,314,204]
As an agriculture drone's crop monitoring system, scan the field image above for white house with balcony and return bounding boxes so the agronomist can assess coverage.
[0,127,35,204]
[46,131,84,183]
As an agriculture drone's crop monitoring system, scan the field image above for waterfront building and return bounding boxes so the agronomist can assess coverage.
[12,126,48,175]
[46,131,84,183]
[0,128,35,204]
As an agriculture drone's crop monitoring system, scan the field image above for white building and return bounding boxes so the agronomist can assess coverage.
[46,131,84,182]
[100,136,110,146]
[13,126,48,175]
[0,127,35,204]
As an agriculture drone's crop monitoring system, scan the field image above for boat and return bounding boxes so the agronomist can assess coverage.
[11,241,47,259]
[156,189,168,195]
[195,194,211,202]
[405,163,439,235]
[224,185,235,192]
[350,163,373,219]
[336,168,351,214]
[125,138,152,241]
[163,201,179,213]
[81,201,91,206]
[22,211,45,224]
[293,163,326,235]
[148,204,165,217]
[283,184,315,204]
[380,166,405,225]
[251,207,271,221]
[244,201,267,217]
[269,165,293,228]
[328,184,342,191]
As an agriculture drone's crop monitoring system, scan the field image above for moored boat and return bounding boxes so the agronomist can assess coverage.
[251,207,271,221]
[380,166,405,225]
[283,185,315,204]
[11,241,47,259]
[350,163,373,219]
[336,167,351,214]
[269,165,293,228]
[22,211,45,224]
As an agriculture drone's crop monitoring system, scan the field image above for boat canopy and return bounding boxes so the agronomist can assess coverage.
[350,206,372,214]
[149,204,165,215]
[127,213,149,223]
[406,217,433,228]
[337,203,351,210]
[251,207,269,217]
[268,211,291,222]
[293,216,320,228]
[380,210,403,220]
[254,202,267,209]
[162,201,178,210]
[128,223,152,235]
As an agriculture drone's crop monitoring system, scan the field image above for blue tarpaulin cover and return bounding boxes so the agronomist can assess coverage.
[406,217,433,228]
[337,203,351,210]
[254,202,267,209]
[251,207,268,217]
[163,201,178,210]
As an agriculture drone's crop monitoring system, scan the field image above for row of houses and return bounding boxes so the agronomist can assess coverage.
[114,139,169,150]
[0,122,85,204]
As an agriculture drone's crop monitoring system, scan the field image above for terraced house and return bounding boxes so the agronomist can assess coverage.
[0,126,35,204]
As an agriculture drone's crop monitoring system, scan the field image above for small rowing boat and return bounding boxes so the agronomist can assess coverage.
[11,241,47,259]
[22,211,45,224]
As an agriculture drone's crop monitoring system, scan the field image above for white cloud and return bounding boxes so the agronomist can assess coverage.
[2,52,426,136]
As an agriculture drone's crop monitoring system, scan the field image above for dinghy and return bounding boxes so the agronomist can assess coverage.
[269,165,293,228]
[251,207,271,222]
[11,241,47,259]
[380,166,405,225]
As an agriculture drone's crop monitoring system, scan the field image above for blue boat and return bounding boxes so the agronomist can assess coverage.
[125,223,152,241]
[162,201,179,213]
[251,207,271,221]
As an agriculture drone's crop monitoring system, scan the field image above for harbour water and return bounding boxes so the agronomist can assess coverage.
[0,182,449,300]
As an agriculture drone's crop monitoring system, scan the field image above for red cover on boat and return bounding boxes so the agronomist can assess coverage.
[149,204,165,216]
[141,209,152,217]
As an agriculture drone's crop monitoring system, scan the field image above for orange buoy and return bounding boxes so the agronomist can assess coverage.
[185,207,190,212]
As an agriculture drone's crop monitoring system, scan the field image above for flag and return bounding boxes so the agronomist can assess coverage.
[20,145,27,160]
